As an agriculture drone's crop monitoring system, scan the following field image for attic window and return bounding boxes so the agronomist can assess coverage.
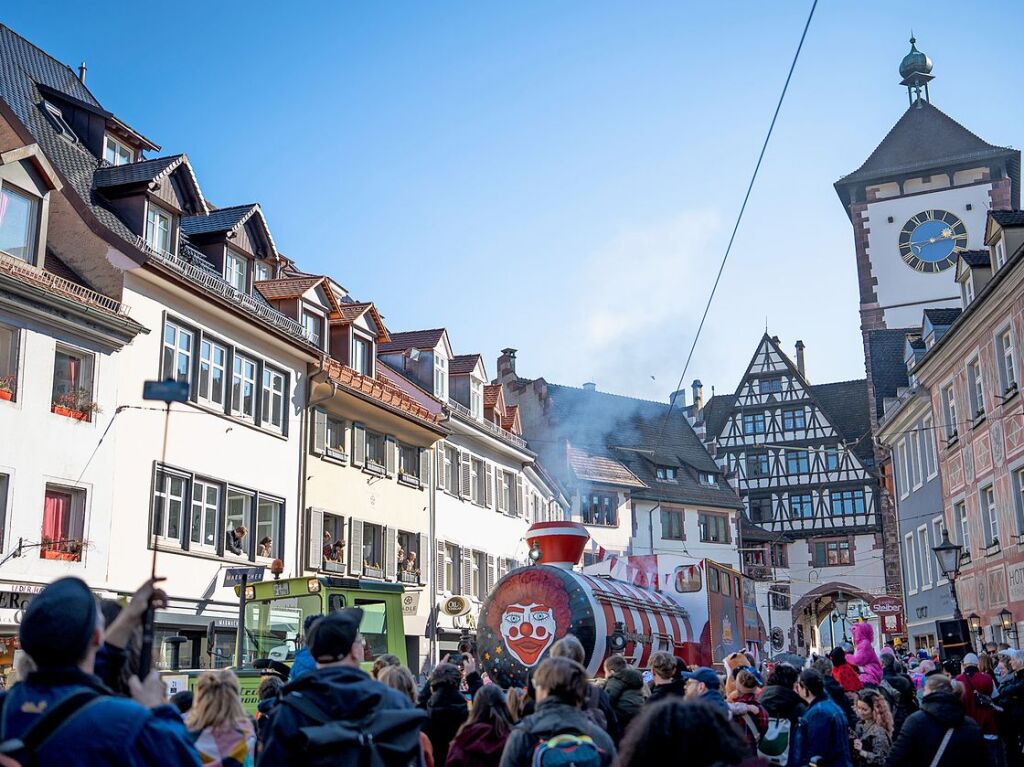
[699,473,717,486]
[41,101,78,144]
[655,466,678,482]
[103,134,134,166]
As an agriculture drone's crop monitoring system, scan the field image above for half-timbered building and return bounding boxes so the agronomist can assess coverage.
[700,334,885,655]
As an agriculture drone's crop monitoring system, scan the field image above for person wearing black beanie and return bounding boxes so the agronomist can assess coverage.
[0,576,201,766]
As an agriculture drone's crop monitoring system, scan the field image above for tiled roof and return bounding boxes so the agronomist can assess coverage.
[923,308,962,326]
[450,354,482,375]
[378,329,446,353]
[702,394,737,439]
[0,250,133,319]
[959,250,992,268]
[811,379,874,462]
[501,404,520,433]
[330,301,390,343]
[567,447,646,488]
[334,302,372,323]
[180,204,256,235]
[483,384,502,408]
[837,101,1016,188]
[254,276,321,302]
[867,328,913,420]
[740,516,790,544]
[323,358,445,430]
[991,210,1024,228]
[93,155,182,188]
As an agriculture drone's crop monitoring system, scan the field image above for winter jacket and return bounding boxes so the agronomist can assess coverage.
[583,684,620,743]
[445,721,510,767]
[423,685,469,767]
[884,690,985,767]
[790,695,852,767]
[256,663,416,767]
[289,647,316,680]
[823,674,857,729]
[759,684,807,727]
[498,699,616,767]
[603,667,644,731]
[0,667,201,767]
[646,677,686,706]
[191,719,256,767]
[996,669,1024,753]
[849,624,883,686]
[955,668,998,736]
[879,672,917,738]
[853,720,890,766]
[695,687,731,717]
[833,663,864,693]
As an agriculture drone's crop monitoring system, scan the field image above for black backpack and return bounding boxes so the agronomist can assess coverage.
[282,691,426,767]
[0,690,102,766]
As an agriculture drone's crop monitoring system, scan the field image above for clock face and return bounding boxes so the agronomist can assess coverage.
[898,210,968,273]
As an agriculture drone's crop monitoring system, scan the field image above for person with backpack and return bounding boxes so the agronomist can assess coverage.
[548,635,619,743]
[730,668,769,757]
[601,655,643,733]
[955,653,1000,744]
[759,663,806,767]
[0,576,201,767]
[378,666,435,767]
[445,685,515,767]
[498,657,615,767]
[422,662,469,767]
[885,674,986,767]
[187,669,256,766]
[256,608,423,767]
[616,699,758,767]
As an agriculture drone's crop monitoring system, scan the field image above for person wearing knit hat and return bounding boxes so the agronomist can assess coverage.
[0,576,200,765]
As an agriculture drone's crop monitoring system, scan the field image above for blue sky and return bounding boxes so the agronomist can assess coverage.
[6,2,1022,401]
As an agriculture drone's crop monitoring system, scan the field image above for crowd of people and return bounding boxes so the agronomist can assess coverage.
[2,574,1023,767]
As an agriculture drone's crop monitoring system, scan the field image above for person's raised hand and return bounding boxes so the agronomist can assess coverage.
[462,654,477,676]
[105,576,167,648]
[128,671,167,709]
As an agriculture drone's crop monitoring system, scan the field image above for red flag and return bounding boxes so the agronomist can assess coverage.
[597,545,606,561]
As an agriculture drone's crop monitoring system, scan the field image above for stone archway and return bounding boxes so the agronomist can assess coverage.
[790,582,877,654]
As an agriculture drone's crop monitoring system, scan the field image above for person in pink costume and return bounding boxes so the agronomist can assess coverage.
[849,621,883,685]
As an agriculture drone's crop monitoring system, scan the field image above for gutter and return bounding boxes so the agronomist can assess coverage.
[296,360,335,578]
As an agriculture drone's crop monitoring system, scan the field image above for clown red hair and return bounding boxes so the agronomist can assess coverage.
[486,568,572,637]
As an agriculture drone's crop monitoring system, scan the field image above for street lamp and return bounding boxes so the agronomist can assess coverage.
[999,608,1017,644]
[834,593,850,643]
[968,613,983,651]
[932,528,963,619]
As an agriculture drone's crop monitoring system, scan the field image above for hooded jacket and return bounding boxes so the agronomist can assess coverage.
[790,695,852,767]
[498,699,616,767]
[759,684,807,726]
[884,690,985,767]
[603,667,644,728]
[423,684,469,767]
[954,668,997,736]
[646,677,686,706]
[445,721,510,767]
[256,664,415,767]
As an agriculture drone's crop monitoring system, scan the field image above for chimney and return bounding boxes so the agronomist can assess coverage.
[795,340,806,378]
[78,61,87,84]
[691,379,704,416]
[582,382,597,392]
[669,389,687,408]
[498,348,517,382]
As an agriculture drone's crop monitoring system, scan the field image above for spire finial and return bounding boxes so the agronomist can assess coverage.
[899,35,934,106]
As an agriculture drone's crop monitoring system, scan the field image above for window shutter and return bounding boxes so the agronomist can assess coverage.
[312,409,327,456]
[348,518,364,576]
[460,549,472,596]
[352,424,366,467]
[486,554,496,592]
[515,474,524,517]
[417,532,429,586]
[436,443,446,489]
[435,538,446,594]
[306,507,324,571]
[419,448,429,485]
[460,452,472,500]
[384,526,397,580]
[384,437,397,477]
[484,463,494,509]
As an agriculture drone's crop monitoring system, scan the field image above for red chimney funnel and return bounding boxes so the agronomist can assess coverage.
[526,521,590,569]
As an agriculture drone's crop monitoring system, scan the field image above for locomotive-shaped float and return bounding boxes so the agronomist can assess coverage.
[477,521,764,688]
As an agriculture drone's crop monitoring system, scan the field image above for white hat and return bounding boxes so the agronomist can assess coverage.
[962,653,979,667]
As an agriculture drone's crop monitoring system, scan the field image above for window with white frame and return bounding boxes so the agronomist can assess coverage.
[500,472,515,515]
[955,500,969,552]
[103,134,134,166]
[470,380,483,419]
[162,320,193,384]
[261,367,286,431]
[0,473,7,550]
[910,434,922,488]
[256,497,282,559]
[1014,468,1024,535]
[230,353,257,420]
[51,345,95,419]
[980,485,999,546]
[997,329,1018,396]
[904,533,918,593]
[398,443,419,480]
[921,419,937,479]
[942,385,958,440]
[0,323,19,402]
[917,526,931,589]
[0,184,40,263]
[351,335,372,376]
[963,274,975,304]
[153,470,187,543]
[253,261,273,283]
[434,354,448,400]
[41,485,86,561]
[224,250,247,293]
[471,551,485,597]
[365,430,385,469]
[189,480,220,550]
[444,543,457,593]
[145,202,173,255]
[225,489,252,555]
[968,359,985,419]
[995,238,1007,269]
[444,446,459,495]
[931,518,943,585]
[326,416,346,458]
[302,311,323,349]
[198,338,227,406]
[896,441,910,499]
[470,458,486,504]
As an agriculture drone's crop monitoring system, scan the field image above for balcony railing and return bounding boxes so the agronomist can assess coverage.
[447,397,528,449]
[743,564,773,580]
[140,237,314,345]
[0,251,129,316]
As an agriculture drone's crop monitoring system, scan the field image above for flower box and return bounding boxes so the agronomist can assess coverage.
[52,405,89,421]
[41,549,80,562]
[0,390,11,402]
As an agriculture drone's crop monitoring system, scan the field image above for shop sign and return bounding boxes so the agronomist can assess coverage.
[1007,562,1024,604]
[402,591,420,616]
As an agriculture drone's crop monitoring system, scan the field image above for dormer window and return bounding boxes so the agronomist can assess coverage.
[963,274,975,305]
[995,238,1007,269]
[103,134,134,166]
[434,354,448,400]
[145,202,173,255]
[470,380,483,419]
[254,261,273,283]
[352,335,373,376]
[699,473,717,486]
[0,184,40,263]
[655,466,677,481]
[302,311,324,349]
[41,101,77,144]
[224,250,247,293]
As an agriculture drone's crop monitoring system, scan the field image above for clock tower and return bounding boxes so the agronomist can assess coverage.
[835,38,1020,332]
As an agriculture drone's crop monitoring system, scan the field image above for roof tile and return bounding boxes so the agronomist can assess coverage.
[254,276,321,302]
[568,447,646,488]
[93,155,182,188]
[450,354,482,375]
[379,329,446,353]
[324,358,443,428]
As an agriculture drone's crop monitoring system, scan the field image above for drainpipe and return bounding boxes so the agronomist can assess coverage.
[429,451,438,666]
[298,358,338,577]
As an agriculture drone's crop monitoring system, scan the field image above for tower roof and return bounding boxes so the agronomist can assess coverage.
[899,36,933,82]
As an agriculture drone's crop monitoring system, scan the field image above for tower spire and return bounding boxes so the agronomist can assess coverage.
[899,35,934,108]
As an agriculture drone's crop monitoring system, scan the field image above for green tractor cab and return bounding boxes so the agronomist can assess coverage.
[161,575,407,713]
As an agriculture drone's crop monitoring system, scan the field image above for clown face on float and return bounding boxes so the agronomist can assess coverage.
[500,602,557,666]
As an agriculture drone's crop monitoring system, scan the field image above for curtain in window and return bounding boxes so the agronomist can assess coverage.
[43,491,71,541]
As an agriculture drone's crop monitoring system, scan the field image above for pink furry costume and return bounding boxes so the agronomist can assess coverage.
[849,621,882,685]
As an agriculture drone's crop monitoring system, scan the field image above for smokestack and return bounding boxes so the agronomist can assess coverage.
[78,61,87,84]
[498,348,517,382]
[795,340,806,378]
[582,382,597,392]
[691,379,703,416]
